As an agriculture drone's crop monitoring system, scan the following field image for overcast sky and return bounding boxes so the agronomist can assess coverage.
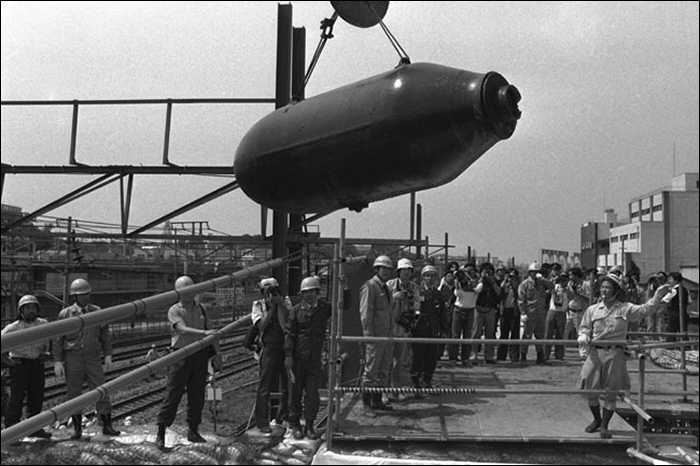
[2,1,698,264]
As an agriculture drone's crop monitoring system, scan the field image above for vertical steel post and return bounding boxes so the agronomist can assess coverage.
[444,233,449,270]
[416,203,422,259]
[69,102,79,165]
[637,354,646,455]
[288,26,306,296]
[63,217,73,303]
[327,225,342,448]
[272,3,292,292]
[162,100,173,165]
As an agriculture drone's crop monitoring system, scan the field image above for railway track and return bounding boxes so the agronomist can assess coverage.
[43,333,247,403]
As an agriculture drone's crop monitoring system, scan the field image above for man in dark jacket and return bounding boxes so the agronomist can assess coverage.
[411,265,449,395]
[284,276,332,440]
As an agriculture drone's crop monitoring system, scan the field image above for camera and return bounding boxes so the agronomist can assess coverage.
[268,286,280,297]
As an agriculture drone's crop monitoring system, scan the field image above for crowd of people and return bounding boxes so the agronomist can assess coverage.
[0,260,691,444]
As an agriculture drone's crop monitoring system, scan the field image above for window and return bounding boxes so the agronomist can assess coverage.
[631,211,640,218]
[641,208,651,215]
[630,232,639,239]
[652,205,663,212]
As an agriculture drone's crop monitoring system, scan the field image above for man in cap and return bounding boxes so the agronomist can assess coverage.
[386,258,420,399]
[1,295,52,443]
[578,274,670,439]
[517,262,554,364]
[156,275,219,448]
[54,278,120,439]
[360,255,394,416]
[251,277,292,434]
[411,265,449,394]
[284,276,332,440]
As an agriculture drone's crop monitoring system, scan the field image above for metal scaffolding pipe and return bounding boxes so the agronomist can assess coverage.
[337,387,698,397]
[2,257,285,351]
[0,315,249,447]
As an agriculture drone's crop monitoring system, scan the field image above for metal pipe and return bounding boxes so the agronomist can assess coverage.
[339,336,651,346]
[336,387,696,397]
[1,315,249,446]
[621,395,653,424]
[2,257,285,351]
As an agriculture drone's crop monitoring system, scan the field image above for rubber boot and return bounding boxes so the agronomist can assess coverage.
[290,419,304,440]
[155,423,166,450]
[600,408,615,439]
[101,413,121,436]
[362,391,376,417]
[187,423,206,443]
[70,414,82,440]
[584,405,602,433]
[304,419,319,440]
[372,393,393,411]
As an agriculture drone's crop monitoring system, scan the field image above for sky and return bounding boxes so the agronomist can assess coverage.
[1,1,699,264]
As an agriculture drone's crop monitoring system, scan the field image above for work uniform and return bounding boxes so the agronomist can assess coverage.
[411,285,449,388]
[518,276,553,362]
[252,297,290,428]
[285,298,332,423]
[53,303,113,415]
[360,275,393,388]
[157,302,210,428]
[2,317,49,427]
[387,277,420,388]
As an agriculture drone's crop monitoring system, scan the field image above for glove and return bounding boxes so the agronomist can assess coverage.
[520,314,529,324]
[104,355,113,372]
[54,361,65,378]
[577,334,590,346]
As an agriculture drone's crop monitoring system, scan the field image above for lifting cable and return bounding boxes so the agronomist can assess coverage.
[293,3,412,101]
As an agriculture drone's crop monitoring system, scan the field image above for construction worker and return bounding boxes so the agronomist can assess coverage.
[360,255,394,416]
[518,262,554,364]
[386,258,420,399]
[53,278,120,439]
[156,275,218,448]
[284,276,332,440]
[578,274,670,438]
[1,295,52,442]
[252,277,292,434]
[411,265,449,393]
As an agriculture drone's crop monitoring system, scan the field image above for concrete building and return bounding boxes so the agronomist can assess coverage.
[579,209,619,271]
[604,173,699,281]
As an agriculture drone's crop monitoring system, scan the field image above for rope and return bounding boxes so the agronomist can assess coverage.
[378,19,411,65]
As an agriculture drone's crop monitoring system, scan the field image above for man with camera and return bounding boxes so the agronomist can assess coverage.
[251,277,292,434]
[448,264,479,366]
[386,258,420,400]
[471,262,501,364]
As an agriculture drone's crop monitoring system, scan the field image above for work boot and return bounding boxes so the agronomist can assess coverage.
[290,419,304,440]
[70,414,82,440]
[100,413,121,436]
[362,391,376,417]
[155,423,166,450]
[372,393,393,411]
[30,429,52,439]
[304,419,319,440]
[600,408,615,439]
[412,376,423,399]
[585,405,602,433]
[187,423,206,443]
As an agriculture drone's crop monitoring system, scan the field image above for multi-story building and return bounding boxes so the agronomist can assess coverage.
[579,209,619,271]
[606,172,699,282]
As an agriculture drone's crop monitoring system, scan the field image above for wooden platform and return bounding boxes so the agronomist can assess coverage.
[331,348,697,445]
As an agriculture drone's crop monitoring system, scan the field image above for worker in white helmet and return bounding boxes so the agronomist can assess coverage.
[155,275,219,449]
[359,255,394,416]
[54,278,120,439]
[410,265,449,395]
[517,262,554,364]
[386,258,420,401]
[284,276,332,440]
[251,277,293,435]
[1,295,52,442]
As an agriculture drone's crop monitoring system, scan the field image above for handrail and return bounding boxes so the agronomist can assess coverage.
[0,315,250,447]
[1,257,286,352]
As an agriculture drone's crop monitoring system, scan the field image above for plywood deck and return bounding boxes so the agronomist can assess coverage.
[331,348,681,445]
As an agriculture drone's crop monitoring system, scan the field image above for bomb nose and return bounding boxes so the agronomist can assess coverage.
[481,72,521,139]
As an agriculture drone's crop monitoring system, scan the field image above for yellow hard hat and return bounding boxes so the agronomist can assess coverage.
[175,275,194,290]
[70,278,92,295]
[300,276,321,292]
[373,255,393,269]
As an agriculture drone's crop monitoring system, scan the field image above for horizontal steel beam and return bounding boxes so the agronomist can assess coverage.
[1,164,234,175]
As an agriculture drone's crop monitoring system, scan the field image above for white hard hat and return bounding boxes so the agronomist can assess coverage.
[373,255,393,269]
[260,277,279,290]
[421,265,438,276]
[175,275,194,290]
[528,262,540,272]
[18,295,40,312]
[70,278,92,295]
[300,276,321,292]
[396,258,413,271]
